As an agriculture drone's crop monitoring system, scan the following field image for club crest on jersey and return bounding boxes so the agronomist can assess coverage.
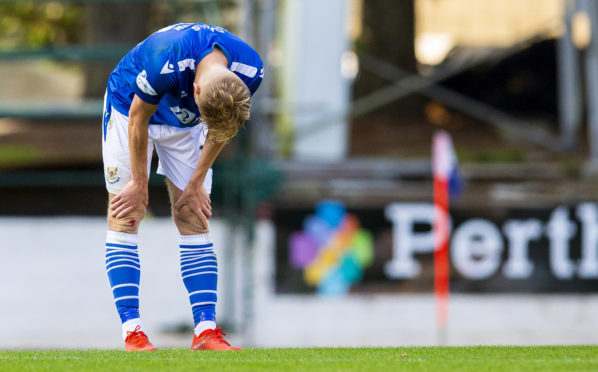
[106,166,120,184]
[136,70,157,96]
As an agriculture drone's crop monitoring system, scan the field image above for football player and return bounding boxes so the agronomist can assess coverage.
[102,22,263,351]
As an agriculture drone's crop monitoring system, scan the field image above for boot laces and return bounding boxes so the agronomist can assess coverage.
[126,325,148,347]
[205,327,231,346]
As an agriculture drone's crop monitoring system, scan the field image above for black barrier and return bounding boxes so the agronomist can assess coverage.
[274,202,598,294]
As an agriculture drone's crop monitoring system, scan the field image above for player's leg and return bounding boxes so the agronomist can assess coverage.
[102,101,156,351]
[167,178,216,329]
[105,192,146,340]
[166,179,238,351]
[155,124,239,350]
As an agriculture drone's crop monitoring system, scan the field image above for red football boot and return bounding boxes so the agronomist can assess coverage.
[124,325,157,352]
[190,327,241,351]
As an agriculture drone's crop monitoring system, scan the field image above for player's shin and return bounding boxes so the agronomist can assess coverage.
[105,230,144,338]
[179,233,218,335]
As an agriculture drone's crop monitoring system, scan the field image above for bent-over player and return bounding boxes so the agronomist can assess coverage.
[102,22,263,351]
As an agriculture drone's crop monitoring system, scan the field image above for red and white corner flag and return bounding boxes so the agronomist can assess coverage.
[432,130,460,344]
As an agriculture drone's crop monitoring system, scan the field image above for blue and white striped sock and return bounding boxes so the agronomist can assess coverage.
[105,230,142,336]
[179,233,218,335]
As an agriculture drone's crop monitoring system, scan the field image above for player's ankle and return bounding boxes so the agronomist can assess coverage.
[194,320,217,336]
[122,318,144,340]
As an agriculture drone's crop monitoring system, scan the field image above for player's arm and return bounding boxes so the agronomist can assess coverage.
[110,95,158,218]
[128,96,156,185]
[189,139,225,191]
[174,139,226,228]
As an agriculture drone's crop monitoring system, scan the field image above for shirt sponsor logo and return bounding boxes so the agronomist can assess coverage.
[160,61,175,74]
[136,70,157,96]
[169,106,197,125]
[178,59,196,72]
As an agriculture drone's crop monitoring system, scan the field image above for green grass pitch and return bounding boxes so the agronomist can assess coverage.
[1,346,597,371]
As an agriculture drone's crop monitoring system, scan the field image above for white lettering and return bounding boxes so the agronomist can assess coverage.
[230,62,258,78]
[173,24,192,31]
[545,207,576,279]
[577,203,598,278]
[157,23,192,33]
[191,24,226,33]
[452,219,503,280]
[384,203,436,279]
[178,59,196,72]
[383,202,598,281]
[502,219,542,278]
[156,24,177,33]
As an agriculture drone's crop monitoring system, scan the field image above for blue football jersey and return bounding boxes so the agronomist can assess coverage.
[106,22,264,128]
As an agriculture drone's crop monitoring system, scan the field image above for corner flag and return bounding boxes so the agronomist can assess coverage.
[432,130,460,344]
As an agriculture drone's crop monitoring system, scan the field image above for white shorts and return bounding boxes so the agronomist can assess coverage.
[102,107,213,195]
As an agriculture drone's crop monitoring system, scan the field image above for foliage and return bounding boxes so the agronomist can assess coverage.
[456,146,525,163]
[0,144,40,166]
[0,1,83,48]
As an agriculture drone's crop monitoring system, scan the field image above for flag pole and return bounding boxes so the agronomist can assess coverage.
[433,174,450,345]
[432,131,454,346]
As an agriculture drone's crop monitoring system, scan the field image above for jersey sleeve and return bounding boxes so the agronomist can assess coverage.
[247,67,264,96]
[133,56,177,105]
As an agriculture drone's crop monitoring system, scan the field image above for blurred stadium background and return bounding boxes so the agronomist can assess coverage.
[1,0,598,349]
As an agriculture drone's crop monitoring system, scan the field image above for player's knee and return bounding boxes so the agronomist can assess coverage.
[173,205,209,234]
[107,205,146,233]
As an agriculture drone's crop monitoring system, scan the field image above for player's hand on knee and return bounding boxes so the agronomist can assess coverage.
[174,184,212,228]
[110,180,149,219]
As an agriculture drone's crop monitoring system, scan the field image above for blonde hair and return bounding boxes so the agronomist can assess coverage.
[198,72,251,144]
